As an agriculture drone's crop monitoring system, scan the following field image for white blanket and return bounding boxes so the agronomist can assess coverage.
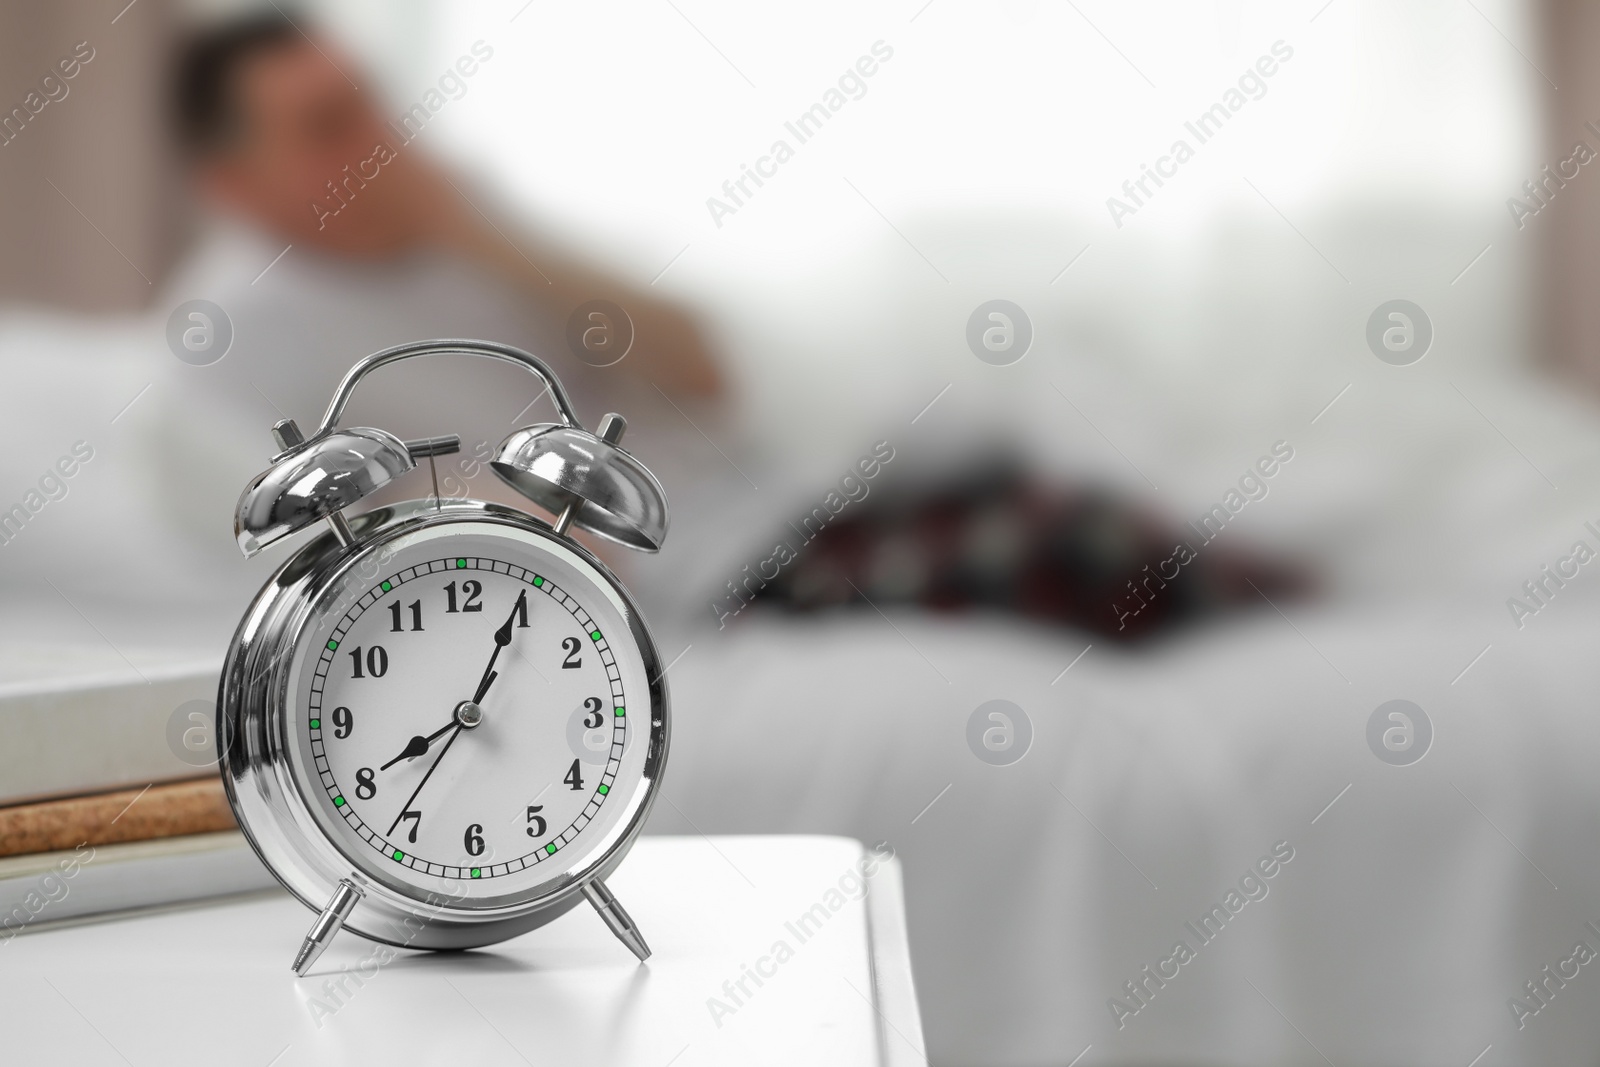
[656,604,1600,1066]
[5,217,1600,1065]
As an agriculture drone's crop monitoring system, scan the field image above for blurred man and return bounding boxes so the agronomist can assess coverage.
[170,12,721,398]
[0,10,735,614]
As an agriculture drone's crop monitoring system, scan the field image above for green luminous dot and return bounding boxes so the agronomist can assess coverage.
[470,868,481,878]
[309,719,320,730]
[326,640,338,651]
[598,783,609,795]
[456,558,467,568]
[545,843,557,855]
[614,707,625,717]
[533,576,544,587]
[381,580,392,592]
[333,796,345,807]
[590,631,602,641]
[392,850,404,862]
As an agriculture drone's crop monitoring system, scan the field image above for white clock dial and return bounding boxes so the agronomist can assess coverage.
[283,526,654,902]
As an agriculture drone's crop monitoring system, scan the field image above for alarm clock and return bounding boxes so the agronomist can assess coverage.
[216,339,670,975]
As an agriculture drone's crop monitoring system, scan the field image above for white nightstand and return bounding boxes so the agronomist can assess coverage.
[1,835,925,1066]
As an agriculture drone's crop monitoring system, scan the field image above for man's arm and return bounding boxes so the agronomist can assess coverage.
[397,158,724,398]
[447,217,724,398]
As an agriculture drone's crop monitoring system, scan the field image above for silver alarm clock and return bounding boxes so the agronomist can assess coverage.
[217,339,669,975]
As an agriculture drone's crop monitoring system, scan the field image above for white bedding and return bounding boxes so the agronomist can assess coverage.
[655,605,1600,1066]
[626,310,1600,1060]
[5,215,1600,1065]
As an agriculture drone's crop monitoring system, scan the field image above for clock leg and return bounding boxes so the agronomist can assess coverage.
[292,878,364,976]
[582,878,651,962]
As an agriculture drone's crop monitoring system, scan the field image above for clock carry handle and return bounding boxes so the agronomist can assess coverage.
[313,338,583,436]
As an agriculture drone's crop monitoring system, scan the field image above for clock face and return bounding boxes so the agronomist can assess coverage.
[281,521,660,907]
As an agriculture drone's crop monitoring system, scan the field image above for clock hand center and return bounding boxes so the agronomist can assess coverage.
[454,698,485,728]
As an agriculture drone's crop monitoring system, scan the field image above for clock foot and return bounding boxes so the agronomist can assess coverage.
[292,878,364,976]
[582,878,651,962]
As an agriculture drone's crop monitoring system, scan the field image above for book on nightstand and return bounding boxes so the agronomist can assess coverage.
[0,830,276,937]
[0,628,274,927]
[0,635,222,805]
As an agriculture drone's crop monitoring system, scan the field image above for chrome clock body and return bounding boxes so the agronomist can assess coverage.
[218,498,669,951]
[214,339,673,972]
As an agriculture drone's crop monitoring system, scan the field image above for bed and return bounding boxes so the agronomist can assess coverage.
[5,213,1599,1065]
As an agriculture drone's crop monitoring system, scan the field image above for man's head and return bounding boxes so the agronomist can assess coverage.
[173,14,429,258]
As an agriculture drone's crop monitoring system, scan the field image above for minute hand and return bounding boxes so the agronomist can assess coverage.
[473,589,527,704]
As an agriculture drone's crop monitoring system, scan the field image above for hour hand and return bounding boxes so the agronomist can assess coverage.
[381,721,455,770]
[473,669,500,706]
